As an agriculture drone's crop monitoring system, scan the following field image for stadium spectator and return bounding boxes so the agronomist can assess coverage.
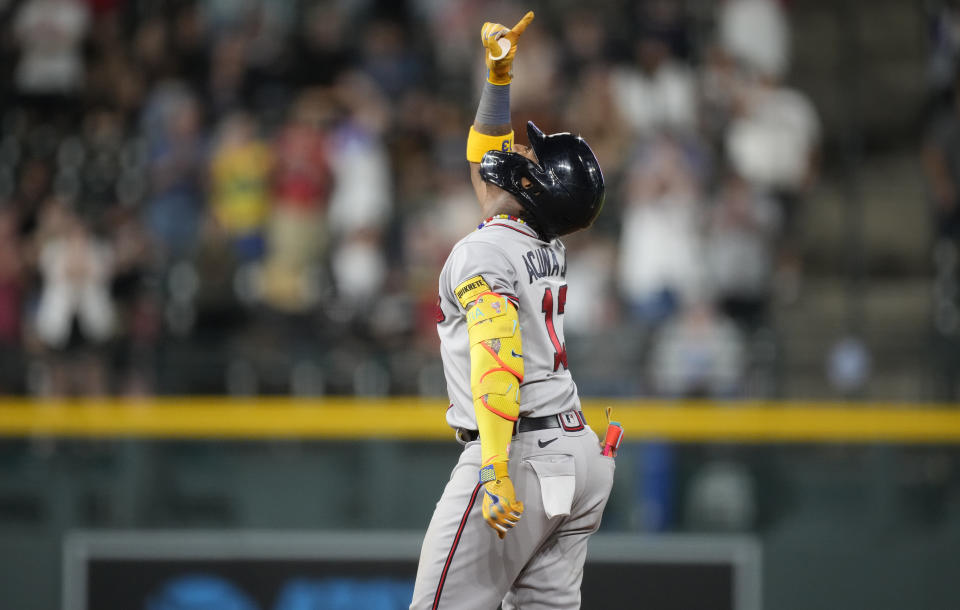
[209,111,272,261]
[33,204,115,396]
[609,32,697,137]
[704,170,781,329]
[327,72,392,308]
[725,71,819,301]
[648,299,746,398]
[142,83,206,262]
[718,0,790,81]
[725,76,820,202]
[257,89,333,313]
[13,0,91,106]
[617,136,705,325]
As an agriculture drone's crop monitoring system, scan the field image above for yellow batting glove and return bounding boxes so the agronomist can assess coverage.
[481,11,535,85]
[479,462,524,539]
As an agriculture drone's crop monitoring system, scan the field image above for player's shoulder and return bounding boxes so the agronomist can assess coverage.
[441,228,528,285]
[446,225,562,271]
[442,235,503,280]
[449,227,518,257]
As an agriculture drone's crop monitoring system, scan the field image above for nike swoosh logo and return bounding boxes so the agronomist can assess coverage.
[537,437,558,448]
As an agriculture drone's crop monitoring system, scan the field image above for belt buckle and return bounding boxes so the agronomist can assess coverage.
[559,410,585,432]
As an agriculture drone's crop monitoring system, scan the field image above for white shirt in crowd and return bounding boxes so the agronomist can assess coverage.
[726,85,820,191]
[35,235,115,348]
[719,0,790,80]
[610,61,697,136]
[14,0,90,94]
[618,191,704,307]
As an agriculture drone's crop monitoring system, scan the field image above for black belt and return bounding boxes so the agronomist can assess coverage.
[458,410,585,442]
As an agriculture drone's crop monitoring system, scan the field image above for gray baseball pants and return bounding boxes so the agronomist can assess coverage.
[410,422,615,609]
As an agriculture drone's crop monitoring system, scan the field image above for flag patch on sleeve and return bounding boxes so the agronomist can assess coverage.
[454,275,490,308]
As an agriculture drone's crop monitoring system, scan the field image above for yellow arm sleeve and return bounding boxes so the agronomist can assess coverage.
[465,291,524,466]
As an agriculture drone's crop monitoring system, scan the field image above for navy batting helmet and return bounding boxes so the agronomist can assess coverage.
[479,121,605,239]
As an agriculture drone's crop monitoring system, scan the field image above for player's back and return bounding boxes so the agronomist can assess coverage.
[437,215,579,430]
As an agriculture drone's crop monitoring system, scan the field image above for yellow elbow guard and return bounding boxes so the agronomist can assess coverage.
[467,126,514,163]
[466,291,524,466]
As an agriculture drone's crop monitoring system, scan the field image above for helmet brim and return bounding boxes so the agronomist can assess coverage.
[527,121,547,152]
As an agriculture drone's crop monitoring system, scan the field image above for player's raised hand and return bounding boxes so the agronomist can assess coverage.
[479,462,524,539]
[481,11,535,85]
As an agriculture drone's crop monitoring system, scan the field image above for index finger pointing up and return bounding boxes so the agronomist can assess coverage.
[510,11,535,36]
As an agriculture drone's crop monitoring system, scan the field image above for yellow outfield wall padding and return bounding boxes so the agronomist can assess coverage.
[0,398,958,442]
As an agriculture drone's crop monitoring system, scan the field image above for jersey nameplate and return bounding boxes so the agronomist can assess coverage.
[455,275,490,308]
[523,246,566,284]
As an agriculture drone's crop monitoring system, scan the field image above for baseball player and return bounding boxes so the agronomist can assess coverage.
[410,11,615,610]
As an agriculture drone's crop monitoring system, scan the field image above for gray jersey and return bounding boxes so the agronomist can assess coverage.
[436,216,579,431]
[414,218,614,610]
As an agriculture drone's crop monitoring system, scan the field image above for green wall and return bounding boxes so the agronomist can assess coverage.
[0,440,957,609]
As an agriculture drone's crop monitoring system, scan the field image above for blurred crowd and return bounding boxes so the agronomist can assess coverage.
[923,1,960,400]
[0,0,819,399]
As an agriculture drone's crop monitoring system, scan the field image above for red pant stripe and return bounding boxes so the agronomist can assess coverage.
[432,482,483,609]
